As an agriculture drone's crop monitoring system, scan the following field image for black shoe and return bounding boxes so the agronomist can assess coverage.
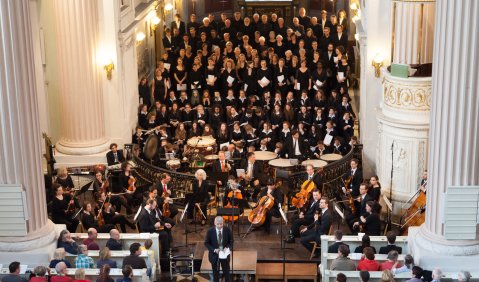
[284,236,295,243]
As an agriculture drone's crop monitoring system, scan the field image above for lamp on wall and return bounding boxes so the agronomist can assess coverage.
[164,3,173,11]
[102,58,114,80]
[372,53,384,77]
[136,32,146,45]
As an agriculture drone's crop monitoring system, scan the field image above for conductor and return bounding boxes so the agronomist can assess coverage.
[204,216,233,282]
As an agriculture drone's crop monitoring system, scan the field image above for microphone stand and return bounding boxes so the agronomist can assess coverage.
[387,141,394,232]
[230,190,236,282]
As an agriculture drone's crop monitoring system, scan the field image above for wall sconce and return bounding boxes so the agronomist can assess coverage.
[372,53,384,77]
[103,58,114,80]
[136,32,146,45]
[150,16,161,35]
[164,3,173,11]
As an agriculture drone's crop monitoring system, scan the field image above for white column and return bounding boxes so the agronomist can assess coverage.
[0,0,56,251]
[409,0,479,270]
[393,1,435,65]
[53,0,109,155]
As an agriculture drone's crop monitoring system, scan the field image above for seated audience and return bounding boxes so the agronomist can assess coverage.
[406,266,424,282]
[57,230,79,255]
[75,244,95,269]
[330,244,356,271]
[458,271,472,282]
[393,254,414,274]
[106,229,122,251]
[30,266,49,282]
[49,248,72,268]
[122,243,147,269]
[381,269,395,282]
[51,262,73,282]
[357,247,380,271]
[336,272,347,282]
[96,265,114,282]
[379,231,402,254]
[83,228,100,250]
[354,234,376,254]
[328,230,349,253]
[116,265,134,282]
[97,247,118,269]
[360,270,370,282]
[74,269,89,282]
[2,261,27,282]
[379,250,402,270]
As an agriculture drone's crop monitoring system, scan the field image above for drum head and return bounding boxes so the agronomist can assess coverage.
[143,135,159,160]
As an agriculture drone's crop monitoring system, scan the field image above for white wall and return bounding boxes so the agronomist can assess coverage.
[359,0,392,178]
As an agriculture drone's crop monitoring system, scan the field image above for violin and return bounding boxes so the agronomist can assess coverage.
[97,193,111,227]
[247,189,275,227]
[128,177,136,192]
[101,179,109,194]
[162,192,171,218]
[223,187,243,222]
[65,190,78,215]
[292,169,322,209]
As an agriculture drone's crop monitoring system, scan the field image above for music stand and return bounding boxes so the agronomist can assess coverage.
[174,202,196,250]
[186,192,208,233]
[217,198,250,237]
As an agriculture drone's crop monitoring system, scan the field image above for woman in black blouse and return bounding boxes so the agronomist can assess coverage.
[151,65,168,103]
[295,59,311,94]
[138,77,150,108]
[368,176,382,202]
[51,183,79,233]
[205,57,219,94]
[274,58,289,96]
[190,169,210,225]
[173,57,187,94]
[242,61,258,97]
[81,202,115,233]
[256,59,273,96]
[221,58,238,93]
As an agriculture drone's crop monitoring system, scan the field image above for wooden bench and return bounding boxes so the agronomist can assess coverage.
[324,270,479,282]
[72,232,159,265]
[65,250,154,269]
[323,253,406,269]
[0,267,149,282]
[320,235,409,254]
[255,262,317,282]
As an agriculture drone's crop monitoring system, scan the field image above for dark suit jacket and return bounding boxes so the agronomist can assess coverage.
[106,150,125,166]
[171,21,186,36]
[122,254,147,269]
[284,137,309,158]
[332,32,348,48]
[204,227,233,262]
[379,244,403,255]
[303,198,320,220]
[307,208,332,235]
[137,208,157,233]
[344,168,363,196]
[240,160,264,182]
[328,241,349,253]
[355,194,373,217]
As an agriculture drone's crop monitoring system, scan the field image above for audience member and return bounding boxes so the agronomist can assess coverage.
[330,244,356,271]
[96,265,114,282]
[406,266,424,282]
[51,262,73,282]
[458,271,472,282]
[2,261,27,282]
[432,267,443,282]
[357,247,380,271]
[380,269,395,282]
[336,272,347,282]
[379,231,402,254]
[57,230,79,255]
[106,229,122,251]
[49,248,72,268]
[83,228,100,250]
[75,244,94,269]
[122,243,147,269]
[328,230,349,253]
[354,234,376,254]
[359,270,370,282]
[379,250,402,270]
[97,247,118,269]
[73,268,89,282]
[116,265,133,282]
[30,266,49,282]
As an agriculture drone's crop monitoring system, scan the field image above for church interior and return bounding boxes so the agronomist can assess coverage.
[0,0,478,281]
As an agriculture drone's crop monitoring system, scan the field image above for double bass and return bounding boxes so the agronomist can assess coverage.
[400,189,426,235]
[292,169,322,209]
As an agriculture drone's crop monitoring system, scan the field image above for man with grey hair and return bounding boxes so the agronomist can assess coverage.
[379,250,401,270]
[458,271,472,282]
[74,244,94,269]
[432,267,443,282]
[54,262,71,281]
[205,216,232,282]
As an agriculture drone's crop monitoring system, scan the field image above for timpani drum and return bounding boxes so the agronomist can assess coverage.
[269,158,296,179]
[187,136,216,155]
[301,159,328,169]
[166,159,181,170]
[320,153,343,162]
[254,151,278,161]
[204,154,219,166]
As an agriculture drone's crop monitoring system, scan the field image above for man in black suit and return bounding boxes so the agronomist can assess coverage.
[258,177,284,233]
[162,28,176,56]
[122,243,147,269]
[106,143,125,166]
[204,216,233,282]
[319,10,333,35]
[212,151,230,187]
[332,25,348,48]
[300,197,333,253]
[298,7,311,30]
[137,199,171,269]
[285,189,322,243]
[343,158,362,196]
[171,13,186,36]
[284,130,309,161]
[347,183,372,233]
[379,231,403,254]
[240,152,264,200]
[156,173,178,218]
[327,230,349,253]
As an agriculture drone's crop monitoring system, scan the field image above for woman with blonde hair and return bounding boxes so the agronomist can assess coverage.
[74,268,89,282]
[381,270,395,282]
[96,247,117,269]
[190,169,209,225]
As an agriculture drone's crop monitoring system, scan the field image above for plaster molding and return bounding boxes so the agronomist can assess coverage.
[383,73,431,111]
[0,221,57,252]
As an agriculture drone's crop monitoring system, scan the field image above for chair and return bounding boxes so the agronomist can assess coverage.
[207,184,219,216]
[309,224,334,260]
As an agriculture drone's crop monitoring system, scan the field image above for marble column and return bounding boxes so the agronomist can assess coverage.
[392,0,435,65]
[409,0,479,270]
[53,0,110,155]
[0,0,57,251]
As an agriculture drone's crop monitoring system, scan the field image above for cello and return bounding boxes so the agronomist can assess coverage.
[400,189,426,235]
[162,192,171,219]
[292,168,322,209]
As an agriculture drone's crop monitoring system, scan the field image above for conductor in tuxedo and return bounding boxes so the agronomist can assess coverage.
[106,143,125,166]
[204,216,233,282]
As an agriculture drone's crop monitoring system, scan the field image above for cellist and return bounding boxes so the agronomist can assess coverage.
[285,189,321,243]
[258,177,284,234]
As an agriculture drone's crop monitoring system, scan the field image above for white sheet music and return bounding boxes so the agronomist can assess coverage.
[260,76,270,87]
[219,248,231,259]
[324,134,333,146]
[180,203,189,222]
[334,204,345,220]
[338,72,345,81]
[227,76,235,84]
[164,63,171,71]
[236,169,245,178]
[277,75,284,83]
[177,84,187,91]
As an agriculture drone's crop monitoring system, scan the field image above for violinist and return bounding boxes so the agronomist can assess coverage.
[240,152,264,201]
[304,164,322,188]
[258,177,284,234]
[92,171,108,202]
[156,173,178,219]
[55,167,81,208]
[352,201,381,236]
[80,201,115,233]
[118,162,142,210]
[51,183,79,233]
[342,158,362,197]
[299,197,332,254]
[285,189,321,243]
[347,183,372,234]
[145,186,176,227]
[189,169,210,225]
[98,192,137,233]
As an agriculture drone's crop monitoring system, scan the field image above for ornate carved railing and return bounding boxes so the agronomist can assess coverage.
[131,156,196,201]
